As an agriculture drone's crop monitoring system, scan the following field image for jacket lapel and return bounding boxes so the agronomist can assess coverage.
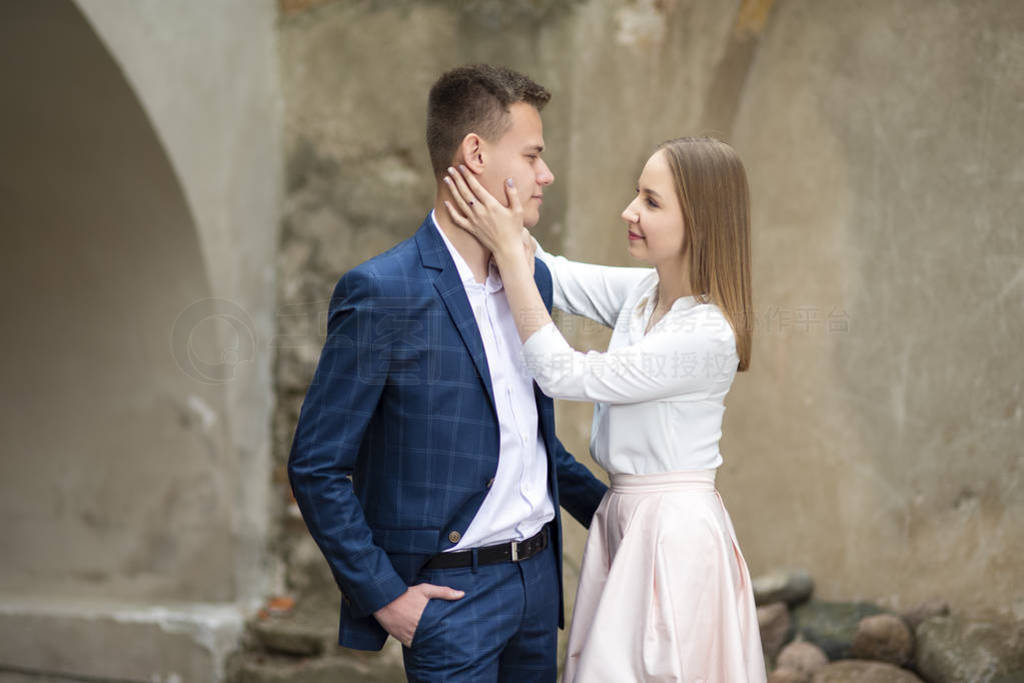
[415,216,497,418]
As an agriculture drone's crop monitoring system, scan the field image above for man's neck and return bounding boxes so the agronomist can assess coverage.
[433,196,492,283]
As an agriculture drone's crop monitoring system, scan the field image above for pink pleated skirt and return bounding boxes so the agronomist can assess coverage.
[562,469,767,683]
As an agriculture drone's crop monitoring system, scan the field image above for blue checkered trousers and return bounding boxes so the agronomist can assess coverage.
[288,214,608,678]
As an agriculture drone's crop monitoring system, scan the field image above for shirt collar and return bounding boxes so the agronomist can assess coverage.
[430,209,503,293]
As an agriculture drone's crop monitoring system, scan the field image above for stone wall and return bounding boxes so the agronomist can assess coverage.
[274,3,1024,657]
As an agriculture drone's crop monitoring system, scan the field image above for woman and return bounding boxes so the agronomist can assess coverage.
[443,136,766,682]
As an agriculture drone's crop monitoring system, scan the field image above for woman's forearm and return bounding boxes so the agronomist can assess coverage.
[494,247,553,344]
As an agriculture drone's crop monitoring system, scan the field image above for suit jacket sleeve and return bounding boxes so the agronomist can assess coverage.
[552,435,607,528]
[287,269,408,619]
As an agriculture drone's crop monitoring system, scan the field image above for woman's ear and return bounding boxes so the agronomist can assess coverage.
[458,133,485,174]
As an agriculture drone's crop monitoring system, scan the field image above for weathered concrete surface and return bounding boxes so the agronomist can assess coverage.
[723,0,1024,620]
[0,0,234,606]
[0,598,244,682]
[1,0,281,680]
[75,0,285,610]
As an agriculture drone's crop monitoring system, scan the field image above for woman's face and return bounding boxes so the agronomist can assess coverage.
[621,149,686,267]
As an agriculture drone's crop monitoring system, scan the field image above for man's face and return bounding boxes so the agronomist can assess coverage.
[478,102,554,228]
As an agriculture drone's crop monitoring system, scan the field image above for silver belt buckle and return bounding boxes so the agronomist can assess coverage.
[510,540,520,562]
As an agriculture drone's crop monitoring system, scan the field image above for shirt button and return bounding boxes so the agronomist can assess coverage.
[486,478,495,488]
[448,530,462,544]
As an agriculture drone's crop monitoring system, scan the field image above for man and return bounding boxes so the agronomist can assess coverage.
[288,64,607,681]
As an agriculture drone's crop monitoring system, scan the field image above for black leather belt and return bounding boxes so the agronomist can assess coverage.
[423,525,549,570]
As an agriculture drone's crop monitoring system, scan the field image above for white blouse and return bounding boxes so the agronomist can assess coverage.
[521,240,739,475]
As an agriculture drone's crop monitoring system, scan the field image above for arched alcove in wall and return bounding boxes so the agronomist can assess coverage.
[0,0,238,603]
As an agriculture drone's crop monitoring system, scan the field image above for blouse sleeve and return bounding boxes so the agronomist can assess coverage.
[521,309,738,404]
[533,236,653,329]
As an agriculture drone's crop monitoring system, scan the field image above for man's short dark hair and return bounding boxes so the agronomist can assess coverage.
[426,64,551,180]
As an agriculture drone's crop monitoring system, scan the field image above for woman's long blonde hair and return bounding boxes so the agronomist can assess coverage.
[657,137,753,371]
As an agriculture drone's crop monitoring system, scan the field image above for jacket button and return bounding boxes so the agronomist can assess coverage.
[448,530,461,544]
[486,478,495,488]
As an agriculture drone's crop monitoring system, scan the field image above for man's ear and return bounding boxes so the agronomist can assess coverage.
[457,133,485,174]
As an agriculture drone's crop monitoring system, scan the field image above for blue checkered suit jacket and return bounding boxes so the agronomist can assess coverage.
[288,214,608,651]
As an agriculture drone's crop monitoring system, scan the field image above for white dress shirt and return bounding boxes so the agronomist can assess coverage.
[522,240,739,475]
[431,212,555,550]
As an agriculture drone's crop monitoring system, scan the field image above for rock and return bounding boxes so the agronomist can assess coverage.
[811,660,924,682]
[899,599,950,632]
[915,615,1024,683]
[754,568,815,606]
[251,617,328,657]
[247,594,341,658]
[770,668,811,683]
[850,613,914,666]
[791,601,886,660]
[777,640,829,678]
[759,601,794,662]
